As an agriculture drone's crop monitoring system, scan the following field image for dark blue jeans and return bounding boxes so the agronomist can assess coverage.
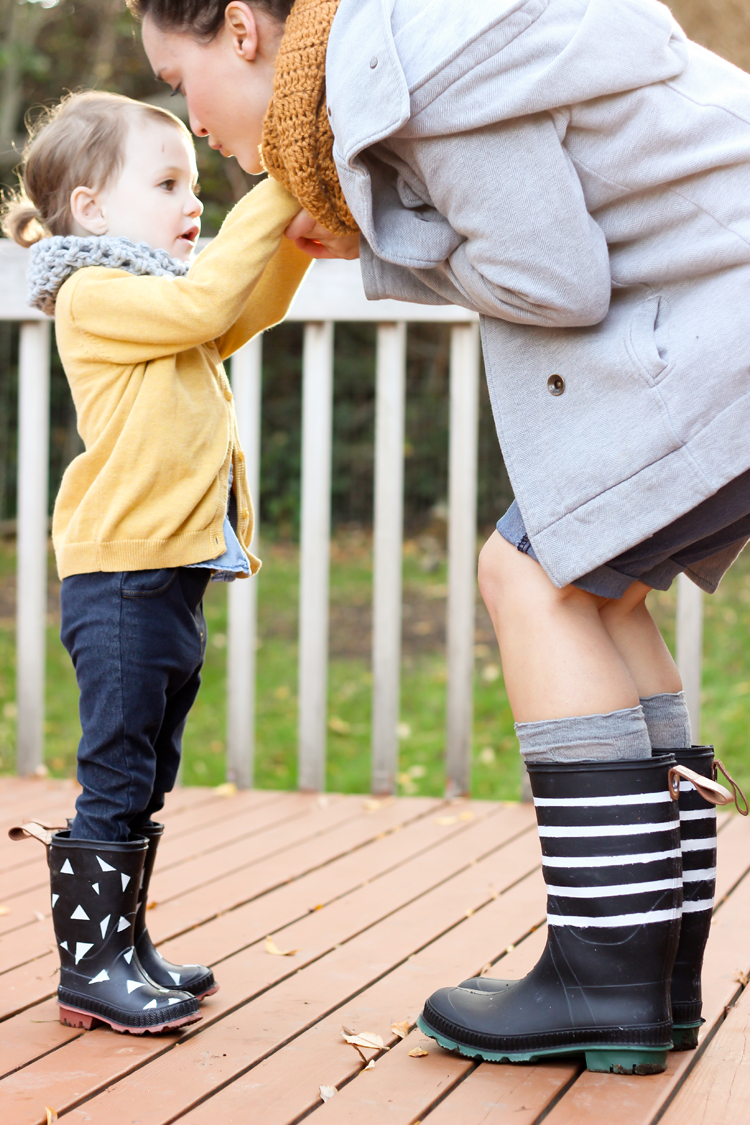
[60,568,210,842]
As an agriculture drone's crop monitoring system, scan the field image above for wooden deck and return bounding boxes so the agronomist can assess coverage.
[0,778,749,1124]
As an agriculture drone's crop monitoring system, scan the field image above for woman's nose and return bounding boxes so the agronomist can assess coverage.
[188,110,208,139]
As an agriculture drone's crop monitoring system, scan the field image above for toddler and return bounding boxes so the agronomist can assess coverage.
[4,90,310,1033]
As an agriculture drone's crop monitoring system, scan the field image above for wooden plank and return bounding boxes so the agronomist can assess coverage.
[6,818,540,1125]
[659,975,750,1125]
[370,322,407,796]
[0,796,448,1007]
[445,324,480,797]
[0,998,81,1080]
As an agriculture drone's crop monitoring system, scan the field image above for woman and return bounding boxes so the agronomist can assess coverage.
[130,0,750,1075]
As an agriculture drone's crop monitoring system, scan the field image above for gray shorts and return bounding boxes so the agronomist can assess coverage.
[497,469,750,598]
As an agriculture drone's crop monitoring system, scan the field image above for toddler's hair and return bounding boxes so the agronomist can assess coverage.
[2,91,191,248]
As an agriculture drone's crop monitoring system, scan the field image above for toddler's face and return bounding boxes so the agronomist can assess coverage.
[73,118,203,262]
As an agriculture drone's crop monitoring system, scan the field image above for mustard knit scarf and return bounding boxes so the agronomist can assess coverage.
[261,0,359,235]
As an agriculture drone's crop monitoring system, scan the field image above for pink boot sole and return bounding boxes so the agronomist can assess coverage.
[59,1003,202,1034]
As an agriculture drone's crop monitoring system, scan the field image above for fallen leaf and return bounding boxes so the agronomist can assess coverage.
[409,1046,429,1058]
[506,943,515,954]
[341,1029,385,1051]
[362,799,382,812]
[146,901,158,911]
[310,904,323,912]
[0,906,10,916]
[489,884,499,900]
[363,1059,375,1070]
[214,782,237,798]
[435,815,458,826]
[265,936,297,957]
[46,1110,58,1125]
[465,908,474,919]
[319,1085,336,1103]
[390,1020,410,1039]
[734,970,749,987]
[34,911,45,922]
[459,810,474,821]
[328,716,351,735]
[479,962,493,976]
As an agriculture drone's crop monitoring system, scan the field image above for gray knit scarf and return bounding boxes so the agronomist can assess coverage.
[28,235,189,316]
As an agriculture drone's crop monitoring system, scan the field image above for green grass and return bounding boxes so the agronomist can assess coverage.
[1,535,749,802]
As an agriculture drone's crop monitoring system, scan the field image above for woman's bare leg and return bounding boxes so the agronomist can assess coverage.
[478,531,640,723]
[598,581,682,697]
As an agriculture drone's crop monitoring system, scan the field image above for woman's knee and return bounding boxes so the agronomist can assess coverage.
[478,531,589,618]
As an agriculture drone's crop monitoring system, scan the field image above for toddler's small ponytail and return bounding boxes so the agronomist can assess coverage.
[1,193,47,248]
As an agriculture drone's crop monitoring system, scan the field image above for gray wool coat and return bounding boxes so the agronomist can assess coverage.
[326,0,750,588]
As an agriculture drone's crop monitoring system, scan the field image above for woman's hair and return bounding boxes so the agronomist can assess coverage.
[2,91,191,247]
[126,0,294,40]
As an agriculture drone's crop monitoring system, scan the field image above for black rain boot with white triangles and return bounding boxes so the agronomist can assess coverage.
[418,758,682,1074]
[651,747,748,1050]
[49,831,202,1033]
[132,823,218,1000]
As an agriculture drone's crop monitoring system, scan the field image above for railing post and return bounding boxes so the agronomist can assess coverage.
[677,572,703,742]
[226,337,262,788]
[445,323,480,797]
[297,322,334,791]
[16,319,50,776]
[371,323,407,795]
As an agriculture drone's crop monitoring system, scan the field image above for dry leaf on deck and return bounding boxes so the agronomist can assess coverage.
[459,811,474,821]
[362,799,382,812]
[363,1059,375,1070]
[390,1020,410,1039]
[0,906,10,916]
[435,815,458,826]
[214,782,237,798]
[408,1046,429,1058]
[734,970,750,987]
[46,1109,58,1125]
[34,911,45,922]
[319,1085,337,1102]
[341,1028,385,1051]
[265,936,297,957]
[146,901,158,911]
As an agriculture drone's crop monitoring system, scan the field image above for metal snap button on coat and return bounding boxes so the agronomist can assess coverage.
[224,388,233,402]
[370,57,378,68]
[547,374,565,396]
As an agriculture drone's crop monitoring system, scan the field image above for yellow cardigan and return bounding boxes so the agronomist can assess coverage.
[52,177,311,580]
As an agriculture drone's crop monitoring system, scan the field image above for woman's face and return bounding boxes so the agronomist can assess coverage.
[141,4,284,175]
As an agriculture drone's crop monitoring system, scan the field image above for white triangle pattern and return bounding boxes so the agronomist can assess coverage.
[121,874,130,892]
[123,948,134,964]
[75,942,94,964]
[59,940,69,952]
[168,971,181,986]
[91,883,100,895]
[99,914,111,939]
[51,894,59,908]
[143,999,158,1010]
[60,859,74,875]
[168,997,181,1005]
[71,904,89,921]
[117,916,130,932]
[89,969,109,985]
[126,980,145,993]
[96,856,116,872]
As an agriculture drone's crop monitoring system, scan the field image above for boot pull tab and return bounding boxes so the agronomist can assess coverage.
[668,765,733,807]
[714,759,749,816]
[7,820,65,846]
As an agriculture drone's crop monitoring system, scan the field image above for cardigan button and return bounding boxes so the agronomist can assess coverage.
[224,389,233,402]
[370,57,378,68]
[547,374,565,396]
[236,451,245,463]
[242,508,250,520]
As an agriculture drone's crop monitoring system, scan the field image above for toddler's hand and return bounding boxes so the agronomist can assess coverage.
[285,211,360,260]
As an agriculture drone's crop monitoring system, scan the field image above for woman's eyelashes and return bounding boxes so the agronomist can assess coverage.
[159,178,176,192]
[170,85,184,98]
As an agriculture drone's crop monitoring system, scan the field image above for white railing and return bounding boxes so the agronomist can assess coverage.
[0,241,704,793]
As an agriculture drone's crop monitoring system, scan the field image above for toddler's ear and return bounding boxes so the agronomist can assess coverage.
[70,186,108,236]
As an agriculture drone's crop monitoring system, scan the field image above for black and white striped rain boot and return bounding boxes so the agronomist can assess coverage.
[652,747,747,1049]
[48,832,202,1033]
[418,758,682,1074]
[133,823,218,1000]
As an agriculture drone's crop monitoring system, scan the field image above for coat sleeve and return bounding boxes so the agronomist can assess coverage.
[62,177,303,364]
[362,113,612,328]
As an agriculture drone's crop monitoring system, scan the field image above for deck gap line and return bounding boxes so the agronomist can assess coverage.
[528,1062,585,1125]
[157,789,296,842]
[140,799,458,940]
[401,1062,483,1125]
[711,862,750,918]
[0,946,59,983]
[0,876,51,903]
[65,864,544,1120]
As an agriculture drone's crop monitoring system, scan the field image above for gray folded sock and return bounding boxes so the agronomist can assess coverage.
[640,691,691,749]
[515,705,652,764]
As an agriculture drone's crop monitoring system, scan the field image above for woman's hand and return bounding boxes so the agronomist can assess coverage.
[285,210,360,260]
